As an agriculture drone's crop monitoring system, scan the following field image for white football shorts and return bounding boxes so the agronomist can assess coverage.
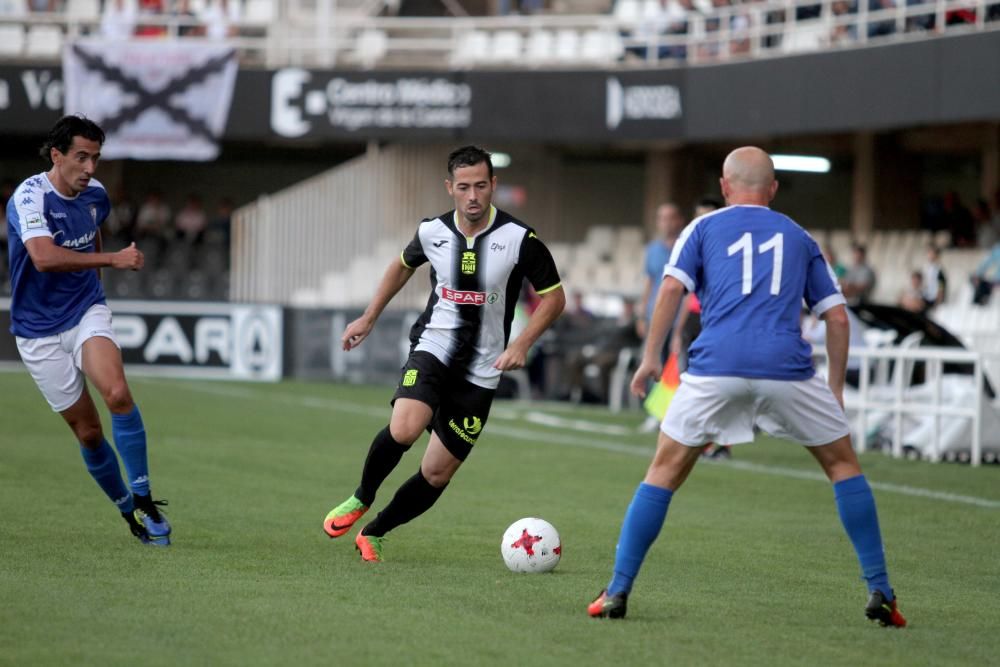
[16,303,120,412]
[662,372,851,447]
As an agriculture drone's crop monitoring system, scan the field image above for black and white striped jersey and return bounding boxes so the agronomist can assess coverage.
[400,205,561,390]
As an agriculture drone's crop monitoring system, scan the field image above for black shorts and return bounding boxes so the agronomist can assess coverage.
[391,351,496,461]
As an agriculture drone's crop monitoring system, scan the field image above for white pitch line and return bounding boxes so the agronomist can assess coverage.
[158,380,1000,510]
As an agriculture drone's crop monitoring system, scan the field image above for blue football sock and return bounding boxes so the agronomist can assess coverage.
[834,474,892,598]
[80,440,133,513]
[111,405,150,497]
[607,483,674,596]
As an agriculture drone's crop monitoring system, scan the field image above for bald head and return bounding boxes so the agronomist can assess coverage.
[720,146,778,206]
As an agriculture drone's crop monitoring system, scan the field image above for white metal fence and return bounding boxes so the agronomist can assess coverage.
[0,0,996,67]
[230,142,453,307]
[814,345,998,467]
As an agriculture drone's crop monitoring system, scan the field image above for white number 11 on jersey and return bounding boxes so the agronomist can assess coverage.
[727,232,783,296]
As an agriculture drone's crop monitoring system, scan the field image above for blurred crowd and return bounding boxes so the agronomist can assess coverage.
[612,0,1000,62]
[1,181,234,300]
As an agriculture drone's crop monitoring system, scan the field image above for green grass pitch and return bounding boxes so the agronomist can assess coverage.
[1,371,999,666]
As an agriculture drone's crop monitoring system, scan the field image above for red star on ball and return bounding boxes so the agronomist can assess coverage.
[511,528,543,556]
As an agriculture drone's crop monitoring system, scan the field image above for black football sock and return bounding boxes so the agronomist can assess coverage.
[354,426,411,506]
[362,470,447,537]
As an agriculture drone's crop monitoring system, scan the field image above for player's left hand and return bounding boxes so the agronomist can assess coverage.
[630,358,661,399]
[494,345,527,371]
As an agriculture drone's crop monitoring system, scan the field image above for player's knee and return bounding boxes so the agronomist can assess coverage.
[75,423,104,448]
[388,420,424,446]
[422,465,455,488]
[102,383,133,413]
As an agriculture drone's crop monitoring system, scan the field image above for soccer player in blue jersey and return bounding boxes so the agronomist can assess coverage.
[7,116,171,546]
[588,147,905,627]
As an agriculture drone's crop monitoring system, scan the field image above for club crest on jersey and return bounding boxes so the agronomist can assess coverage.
[90,205,97,225]
[461,251,477,274]
[442,287,486,305]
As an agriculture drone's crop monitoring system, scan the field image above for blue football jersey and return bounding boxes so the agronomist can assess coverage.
[665,205,845,380]
[7,172,111,338]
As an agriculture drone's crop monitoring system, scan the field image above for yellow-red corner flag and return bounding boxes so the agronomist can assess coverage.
[642,353,681,421]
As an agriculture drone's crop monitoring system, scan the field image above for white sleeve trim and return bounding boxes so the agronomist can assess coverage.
[812,292,846,317]
[20,229,54,243]
[664,265,695,293]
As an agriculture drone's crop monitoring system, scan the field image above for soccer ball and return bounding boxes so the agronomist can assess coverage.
[501,517,561,573]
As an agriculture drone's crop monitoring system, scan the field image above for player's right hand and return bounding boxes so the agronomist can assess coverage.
[342,316,374,351]
[111,243,144,271]
[630,358,661,399]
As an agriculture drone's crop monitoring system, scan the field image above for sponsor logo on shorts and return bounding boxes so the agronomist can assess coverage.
[442,287,486,305]
[448,415,482,445]
[402,369,418,387]
[461,251,477,274]
[463,416,482,435]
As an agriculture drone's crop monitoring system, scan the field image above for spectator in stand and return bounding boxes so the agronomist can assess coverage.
[906,0,935,30]
[202,0,239,40]
[971,241,1000,305]
[175,0,200,36]
[921,243,947,309]
[829,0,858,44]
[135,190,171,250]
[565,298,643,404]
[944,191,976,248]
[135,0,167,37]
[898,271,927,314]
[840,242,876,305]
[101,0,137,40]
[867,0,896,37]
[28,0,62,12]
[823,243,847,280]
[498,0,544,14]
[0,178,14,257]
[638,203,685,359]
[973,198,998,249]
[566,291,595,329]
[175,194,208,244]
[105,188,137,245]
[205,196,234,245]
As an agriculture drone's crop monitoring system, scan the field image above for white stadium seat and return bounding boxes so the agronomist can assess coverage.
[354,29,387,68]
[25,25,63,58]
[244,0,275,24]
[525,29,554,63]
[0,25,25,55]
[0,0,28,15]
[553,29,580,61]
[66,0,100,20]
[491,30,523,62]
[613,0,640,24]
[453,30,490,64]
[580,30,621,62]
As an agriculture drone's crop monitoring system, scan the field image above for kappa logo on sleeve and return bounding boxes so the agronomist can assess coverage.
[24,213,45,230]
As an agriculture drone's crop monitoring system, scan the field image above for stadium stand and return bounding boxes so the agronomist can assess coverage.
[0,0,996,65]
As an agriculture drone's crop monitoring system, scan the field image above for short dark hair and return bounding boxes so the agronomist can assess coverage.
[697,197,723,211]
[447,145,493,179]
[40,115,105,165]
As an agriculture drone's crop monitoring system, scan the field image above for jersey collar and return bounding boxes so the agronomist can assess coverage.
[453,205,497,248]
[43,172,81,201]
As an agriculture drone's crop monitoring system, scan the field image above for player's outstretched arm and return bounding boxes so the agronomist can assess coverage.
[821,304,850,408]
[631,276,685,398]
[494,286,566,371]
[24,237,143,273]
[342,258,415,351]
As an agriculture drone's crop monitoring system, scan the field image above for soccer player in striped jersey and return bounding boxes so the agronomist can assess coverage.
[588,147,905,627]
[7,116,171,545]
[323,146,565,562]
